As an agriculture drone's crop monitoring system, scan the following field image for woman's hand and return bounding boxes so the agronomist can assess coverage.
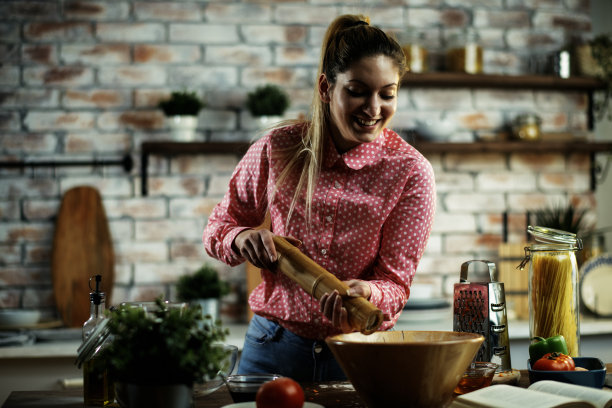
[320,280,371,333]
[233,229,300,270]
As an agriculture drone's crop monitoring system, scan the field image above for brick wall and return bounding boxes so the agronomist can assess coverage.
[0,0,597,322]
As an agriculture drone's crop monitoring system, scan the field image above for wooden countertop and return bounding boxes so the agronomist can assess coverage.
[3,364,610,408]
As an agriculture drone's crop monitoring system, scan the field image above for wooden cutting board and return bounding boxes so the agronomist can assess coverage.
[51,186,115,328]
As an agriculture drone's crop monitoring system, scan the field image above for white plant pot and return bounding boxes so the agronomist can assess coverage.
[191,298,220,322]
[168,115,199,141]
[256,115,282,130]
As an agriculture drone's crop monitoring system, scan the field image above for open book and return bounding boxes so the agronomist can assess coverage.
[450,381,612,408]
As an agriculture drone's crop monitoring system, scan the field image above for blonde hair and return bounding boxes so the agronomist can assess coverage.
[271,15,406,229]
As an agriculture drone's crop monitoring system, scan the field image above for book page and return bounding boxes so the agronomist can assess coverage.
[529,380,612,408]
[450,384,595,408]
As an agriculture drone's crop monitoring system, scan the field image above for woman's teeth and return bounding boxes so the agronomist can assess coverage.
[357,118,377,126]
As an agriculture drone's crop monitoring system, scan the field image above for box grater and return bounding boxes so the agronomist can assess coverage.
[453,260,511,371]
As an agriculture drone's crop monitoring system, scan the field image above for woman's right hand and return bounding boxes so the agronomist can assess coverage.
[233,229,301,270]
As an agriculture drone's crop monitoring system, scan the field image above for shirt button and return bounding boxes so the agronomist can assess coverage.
[334,181,341,189]
[326,215,332,223]
[321,248,327,255]
[314,344,323,353]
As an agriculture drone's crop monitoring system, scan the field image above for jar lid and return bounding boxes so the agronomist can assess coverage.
[514,113,542,125]
[527,225,583,249]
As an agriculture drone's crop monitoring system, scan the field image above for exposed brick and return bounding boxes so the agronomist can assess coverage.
[241,25,307,45]
[0,222,54,244]
[205,45,272,66]
[0,244,21,265]
[533,11,591,31]
[134,263,198,284]
[0,112,20,131]
[434,172,474,192]
[242,67,311,87]
[1,2,59,21]
[1,89,60,109]
[431,212,477,233]
[539,172,590,193]
[25,111,95,131]
[276,45,319,66]
[274,5,338,25]
[144,176,206,197]
[169,24,239,44]
[61,44,131,65]
[0,44,20,63]
[134,89,171,109]
[134,45,201,64]
[63,89,129,110]
[134,2,203,22]
[0,179,57,199]
[0,288,21,308]
[24,243,51,264]
[0,22,20,42]
[22,287,55,308]
[444,153,507,172]
[445,233,502,254]
[135,219,205,241]
[99,66,167,86]
[474,9,530,28]
[440,8,469,28]
[118,111,164,130]
[171,154,240,175]
[22,199,59,221]
[0,201,20,221]
[23,66,94,87]
[205,3,271,23]
[24,22,93,41]
[207,174,233,196]
[411,88,472,110]
[64,1,129,21]
[65,132,131,153]
[418,254,466,276]
[506,29,565,51]
[108,219,134,242]
[476,172,537,192]
[406,9,442,28]
[170,242,205,260]
[0,266,50,285]
[507,192,566,212]
[168,66,238,88]
[115,242,168,263]
[0,66,21,86]
[474,89,536,110]
[97,23,165,42]
[509,153,565,171]
[169,197,221,218]
[445,192,506,212]
[59,177,132,198]
[103,198,167,219]
[361,7,405,28]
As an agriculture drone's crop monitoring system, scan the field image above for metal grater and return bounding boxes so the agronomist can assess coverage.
[453,260,511,371]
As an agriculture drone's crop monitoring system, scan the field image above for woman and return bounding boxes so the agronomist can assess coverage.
[203,14,436,381]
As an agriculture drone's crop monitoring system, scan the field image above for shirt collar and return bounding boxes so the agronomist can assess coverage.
[324,129,387,170]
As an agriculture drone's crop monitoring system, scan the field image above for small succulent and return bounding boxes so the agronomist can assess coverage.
[158,91,205,116]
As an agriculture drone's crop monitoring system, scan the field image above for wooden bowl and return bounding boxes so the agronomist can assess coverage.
[326,331,484,408]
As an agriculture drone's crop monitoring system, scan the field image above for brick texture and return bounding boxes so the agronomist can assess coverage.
[0,0,600,323]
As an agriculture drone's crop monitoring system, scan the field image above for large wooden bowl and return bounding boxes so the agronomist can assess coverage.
[326,331,484,408]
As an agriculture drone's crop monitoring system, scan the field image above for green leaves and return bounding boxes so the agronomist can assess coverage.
[100,297,228,385]
[176,264,230,301]
[158,91,205,116]
[246,84,290,117]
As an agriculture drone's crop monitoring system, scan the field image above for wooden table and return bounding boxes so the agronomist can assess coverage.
[3,365,610,408]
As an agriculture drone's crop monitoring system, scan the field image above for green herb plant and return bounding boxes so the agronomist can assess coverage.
[158,91,205,117]
[98,297,228,386]
[246,84,290,117]
[176,264,230,301]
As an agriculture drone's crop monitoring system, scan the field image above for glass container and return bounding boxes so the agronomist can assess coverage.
[446,28,483,74]
[512,113,542,141]
[398,29,428,73]
[521,226,582,357]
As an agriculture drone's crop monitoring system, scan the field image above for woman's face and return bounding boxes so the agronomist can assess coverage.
[319,55,400,153]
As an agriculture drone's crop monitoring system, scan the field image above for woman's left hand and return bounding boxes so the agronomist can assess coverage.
[320,280,371,333]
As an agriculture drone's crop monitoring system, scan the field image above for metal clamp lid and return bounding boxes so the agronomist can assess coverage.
[460,260,497,283]
[527,225,582,249]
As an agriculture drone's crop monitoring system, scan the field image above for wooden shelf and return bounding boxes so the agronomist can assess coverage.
[140,140,612,195]
[401,72,606,91]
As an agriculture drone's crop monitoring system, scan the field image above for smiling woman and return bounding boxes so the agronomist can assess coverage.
[203,14,436,382]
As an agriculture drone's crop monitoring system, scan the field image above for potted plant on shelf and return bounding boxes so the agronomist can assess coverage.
[95,298,233,408]
[246,84,290,129]
[176,264,230,322]
[574,34,612,121]
[158,91,205,141]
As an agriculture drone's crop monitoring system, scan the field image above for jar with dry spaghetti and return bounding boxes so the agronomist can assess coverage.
[519,226,582,357]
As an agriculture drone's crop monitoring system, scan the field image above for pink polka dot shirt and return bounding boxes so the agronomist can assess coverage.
[203,124,436,340]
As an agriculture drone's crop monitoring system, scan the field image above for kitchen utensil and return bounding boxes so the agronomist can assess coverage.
[272,236,383,334]
[224,374,281,403]
[454,361,498,395]
[52,186,115,328]
[326,330,484,408]
[453,260,512,371]
[580,253,612,317]
[415,118,456,141]
[0,309,41,330]
[528,357,606,388]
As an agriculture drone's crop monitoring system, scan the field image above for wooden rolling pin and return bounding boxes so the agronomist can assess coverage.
[272,236,384,334]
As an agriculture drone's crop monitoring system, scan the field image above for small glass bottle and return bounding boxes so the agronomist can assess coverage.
[398,28,428,73]
[82,275,113,406]
[446,27,483,74]
[520,226,582,357]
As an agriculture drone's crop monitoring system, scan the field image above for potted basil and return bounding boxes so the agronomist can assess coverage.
[176,264,230,322]
[95,298,232,408]
[246,84,290,129]
[158,91,205,141]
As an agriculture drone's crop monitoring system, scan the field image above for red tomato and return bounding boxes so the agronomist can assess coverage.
[256,377,304,408]
[532,352,575,371]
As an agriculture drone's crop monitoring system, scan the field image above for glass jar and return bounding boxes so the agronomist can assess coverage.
[446,27,483,74]
[398,29,427,73]
[520,226,582,357]
[512,113,542,141]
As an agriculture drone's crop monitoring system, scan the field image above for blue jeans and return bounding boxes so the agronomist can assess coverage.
[237,314,347,382]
